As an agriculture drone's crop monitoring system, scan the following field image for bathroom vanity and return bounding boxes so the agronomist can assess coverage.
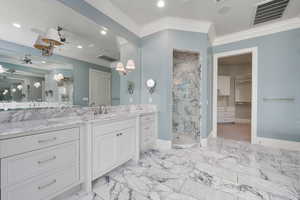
[0,105,158,200]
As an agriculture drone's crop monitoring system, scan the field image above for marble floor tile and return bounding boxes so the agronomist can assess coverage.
[69,138,300,200]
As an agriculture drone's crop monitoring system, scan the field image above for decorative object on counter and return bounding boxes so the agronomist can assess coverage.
[115,59,136,75]
[146,79,156,94]
[127,81,135,95]
[45,90,53,97]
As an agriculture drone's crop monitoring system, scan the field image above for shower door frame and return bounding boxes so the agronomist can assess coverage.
[171,48,202,145]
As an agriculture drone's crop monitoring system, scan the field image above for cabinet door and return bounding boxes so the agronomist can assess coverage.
[93,133,116,178]
[116,128,134,164]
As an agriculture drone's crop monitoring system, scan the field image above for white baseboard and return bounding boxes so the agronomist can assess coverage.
[156,139,172,151]
[235,118,251,123]
[255,137,300,151]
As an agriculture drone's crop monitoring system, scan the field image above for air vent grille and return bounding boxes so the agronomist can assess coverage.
[254,0,290,25]
[97,55,119,62]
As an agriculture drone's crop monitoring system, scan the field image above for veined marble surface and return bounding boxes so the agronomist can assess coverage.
[76,138,299,200]
[0,104,157,140]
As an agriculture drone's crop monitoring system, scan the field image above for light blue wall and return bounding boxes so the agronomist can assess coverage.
[141,30,211,140]
[0,39,111,106]
[213,28,300,142]
[119,43,141,105]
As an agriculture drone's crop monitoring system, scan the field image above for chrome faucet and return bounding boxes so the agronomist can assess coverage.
[99,105,108,114]
[94,105,108,115]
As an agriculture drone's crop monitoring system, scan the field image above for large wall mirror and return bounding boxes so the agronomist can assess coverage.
[0,0,140,110]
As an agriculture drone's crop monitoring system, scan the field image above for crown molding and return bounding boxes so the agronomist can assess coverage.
[140,17,212,38]
[213,17,300,46]
[84,0,141,36]
[208,25,216,45]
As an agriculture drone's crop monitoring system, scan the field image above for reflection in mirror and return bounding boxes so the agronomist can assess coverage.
[0,52,73,107]
[0,0,140,110]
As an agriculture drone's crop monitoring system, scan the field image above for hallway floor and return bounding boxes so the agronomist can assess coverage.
[217,123,251,142]
[87,138,299,200]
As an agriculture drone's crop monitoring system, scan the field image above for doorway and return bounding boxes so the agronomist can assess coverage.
[172,49,201,148]
[213,48,257,143]
[89,69,111,106]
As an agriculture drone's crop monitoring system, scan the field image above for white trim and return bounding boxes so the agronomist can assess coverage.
[212,47,258,144]
[235,118,251,124]
[84,0,141,36]
[208,24,216,44]
[213,17,300,46]
[255,137,300,151]
[156,139,172,151]
[140,17,212,38]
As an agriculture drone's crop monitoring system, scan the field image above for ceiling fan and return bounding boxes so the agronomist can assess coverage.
[21,54,32,64]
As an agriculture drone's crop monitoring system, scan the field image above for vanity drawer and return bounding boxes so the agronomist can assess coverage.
[1,141,78,187]
[92,119,135,137]
[2,166,79,200]
[0,127,79,158]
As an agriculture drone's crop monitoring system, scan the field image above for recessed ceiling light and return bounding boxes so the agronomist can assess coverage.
[77,45,83,49]
[100,30,107,35]
[41,61,46,64]
[12,23,21,28]
[157,0,165,8]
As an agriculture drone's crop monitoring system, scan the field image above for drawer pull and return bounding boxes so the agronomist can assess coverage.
[37,156,57,165]
[116,133,123,137]
[38,179,56,190]
[38,137,57,144]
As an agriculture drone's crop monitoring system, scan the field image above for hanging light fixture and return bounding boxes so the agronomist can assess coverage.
[33,27,64,56]
[34,35,53,56]
[42,28,63,46]
[115,59,136,75]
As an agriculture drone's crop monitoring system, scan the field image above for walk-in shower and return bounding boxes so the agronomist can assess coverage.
[172,50,201,148]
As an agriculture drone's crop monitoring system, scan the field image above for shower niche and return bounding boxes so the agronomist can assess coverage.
[172,50,201,148]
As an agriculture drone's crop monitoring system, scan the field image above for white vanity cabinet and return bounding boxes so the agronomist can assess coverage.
[0,126,83,200]
[91,118,136,180]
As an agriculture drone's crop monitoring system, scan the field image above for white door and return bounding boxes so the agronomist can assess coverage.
[89,69,111,106]
[92,133,116,178]
[116,128,134,163]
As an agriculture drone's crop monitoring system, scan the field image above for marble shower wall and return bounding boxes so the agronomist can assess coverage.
[172,50,201,144]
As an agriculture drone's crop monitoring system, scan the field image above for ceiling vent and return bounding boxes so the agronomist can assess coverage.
[254,0,290,25]
[97,54,120,62]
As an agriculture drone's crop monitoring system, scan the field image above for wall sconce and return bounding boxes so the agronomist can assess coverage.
[127,81,135,95]
[115,59,136,75]
[146,79,156,94]
[54,73,64,82]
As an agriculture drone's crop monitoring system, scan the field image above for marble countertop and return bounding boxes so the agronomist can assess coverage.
[0,105,157,140]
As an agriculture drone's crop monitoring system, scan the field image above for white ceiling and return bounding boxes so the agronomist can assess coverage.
[0,0,124,67]
[86,0,300,37]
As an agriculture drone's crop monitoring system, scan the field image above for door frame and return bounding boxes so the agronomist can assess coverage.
[212,47,258,144]
[89,68,112,106]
